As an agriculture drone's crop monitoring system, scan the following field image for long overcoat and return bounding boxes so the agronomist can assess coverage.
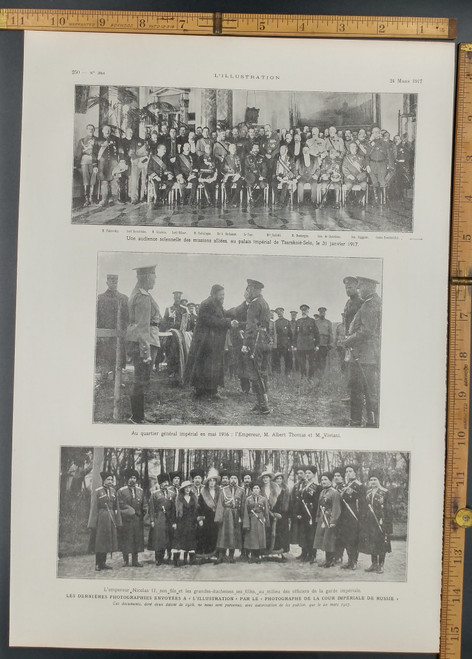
[173,493,198,551]
[314,486,342,552]
[359,486,393,555]
[148,489,175,552]
[214,485,244,549]
[88,485,122,553]
[197,486,220,554]
[117,485,147,554]
[184,296,232,391]
[243,495,270,550]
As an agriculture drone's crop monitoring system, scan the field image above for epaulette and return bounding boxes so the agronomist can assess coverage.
[95,486,104,492]
[379,485,388,493]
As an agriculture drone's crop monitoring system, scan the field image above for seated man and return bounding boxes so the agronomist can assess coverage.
[296,145,320,205]
[244,142,268,205]
[222,142,244,206]
[147,143,174,208]
[342,141,368,205]
[318,149,343,209]
[174,142,198,206]
[198,143,219,206]
[272,144,297,208]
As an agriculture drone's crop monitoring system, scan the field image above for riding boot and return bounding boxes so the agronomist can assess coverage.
[188,551,196,566]
[130,394,144,423]
[365,555,379,572]
[173,552,180,568]
[380,187,387,205]
[228,549,235,564]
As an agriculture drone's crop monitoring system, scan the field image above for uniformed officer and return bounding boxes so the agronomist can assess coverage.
[198,143,219,206]
[366,126,394,206]
[274,307,292,374]
[319,149,342,209]
[360,470,393,574]
[295,305,320,378]
[242,279,271,414]
[87,470,122,571]
[344,276,382,427]
[343,276,363,332]
[127,131,150,204]
[147,143,174,207]
[338,464,366,570]
[306,126,326,158]
[174,142,198,206]
[324,125,345,158]
[149,473,175,565]
[74,123,98,206]
[117,469,147,567]
[222,143,244,206]
[289,310,299,371]
[126,265,161,424]
[244,142,268,205]
[315,307,333,374]
[342,141,368,204]
[96,274,129,387]
[94,124,121,207]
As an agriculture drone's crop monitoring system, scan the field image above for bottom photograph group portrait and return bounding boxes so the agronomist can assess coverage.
[58,447,409,582]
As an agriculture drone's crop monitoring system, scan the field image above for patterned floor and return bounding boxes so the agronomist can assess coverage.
[72,199,413,233]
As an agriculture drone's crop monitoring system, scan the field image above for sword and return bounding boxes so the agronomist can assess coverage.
[302,498,313,526]
[104,500,117,529]
[320,505,330,528]
[342,498,358,521]
[368,502,387,539]
[251,509,265,526]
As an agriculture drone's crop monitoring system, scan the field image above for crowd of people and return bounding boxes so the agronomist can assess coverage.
[88,464,394,574]
[75,121,414,211]
[96,270,381,427]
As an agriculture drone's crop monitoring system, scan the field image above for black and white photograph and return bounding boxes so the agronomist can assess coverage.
[58,447,409,582]
[73,85,416,232]
[94,251,382,427]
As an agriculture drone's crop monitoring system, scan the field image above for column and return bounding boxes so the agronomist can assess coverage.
[200,88,217,132]
[217,89,233,129]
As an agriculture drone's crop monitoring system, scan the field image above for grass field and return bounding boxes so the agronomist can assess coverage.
[94,356,355,427]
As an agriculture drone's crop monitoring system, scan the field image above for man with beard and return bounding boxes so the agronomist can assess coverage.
[241,279,271,414]
[214,470,245,563]
[147,143,174,207]
[244,142,268,205]
[184,284,238,399]
[222,142,244,206]
[96,274,129,388]
[117,469,147,567]
[87,470,122,571]
[168,471,182,499]
[126,265,161,424]
[149,473,175,565]
[272,144,297,208]
[342,141,368,205]
[344,276,382,427]
[296,145,320,205]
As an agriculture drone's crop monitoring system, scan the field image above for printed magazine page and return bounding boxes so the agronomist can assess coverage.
[10,32,454,652]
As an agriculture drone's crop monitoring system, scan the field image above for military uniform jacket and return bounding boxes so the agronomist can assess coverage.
[118,485,147,520]
[147,153,173,180]
[213,140,230,164]
[314,486,342,552]
[320,157,342,183]
[75,135,97,167]
[325,135,345,156]
[214,485,245,549]
[338,480,366,537]
[223,153,242,177]
[94,137,121,180]
[295,316,320,351]
[306,136,326,157]
[174,152,198,179]
[297,481,320,525]
[244,153,268,185]
[275,318,292,349]
[296,154,320,182]
[88,485,122,553]
[360,485,393,555]
[343,295,363,332]
[315,318,333,347]
[244,294,271,349]
[149,489,175,551]
[126,286,161,359]
[342,152,367,182]
[96,289,129,330]
[345,293,381,364]
[368,139,394,166]
[275,155,297,181]
[197,154,218,180]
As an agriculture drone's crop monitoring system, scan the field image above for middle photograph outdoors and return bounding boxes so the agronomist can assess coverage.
[94,252,382,428]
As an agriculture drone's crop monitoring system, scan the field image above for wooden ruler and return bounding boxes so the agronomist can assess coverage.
[0,9,456,39]
[0,7,466,657]
[440,43,472,659]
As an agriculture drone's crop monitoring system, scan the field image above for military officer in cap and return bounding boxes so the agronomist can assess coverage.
[149,473,175,565]
[295,305,320,378]
[95,274,129,388]
[289,310,299,371]
[344,276,381,427]
[366,126,394,206]
[337,465,366,570]
[315,307,333,374]
[241,279,271,414]
[87,470,122,571]
[274,307,293,374]
[117,469,147,567]
[296,465,320,562]
[343,276,363,332]
[359,469,393,574]
[168,471,182,499]
[126,265,161,424]
[214,470,245,563]
[190,468,204,499]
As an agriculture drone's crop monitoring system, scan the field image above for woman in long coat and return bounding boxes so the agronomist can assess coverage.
[184,285,233,398]
[197,475,221,555]
[242,485,270,562]
[148,473,175,565]
[273,472,291,555]
[172,481,198,567]
[313,472,342,568]
[359,470,393,574]
[87,471,122,571]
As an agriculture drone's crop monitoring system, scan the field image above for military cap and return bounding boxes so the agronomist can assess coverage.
[247,278,264,289]
[290,310,298,315]
[321,471,334,482]
[211,284,224,295]
[157,473,170,485]
[300,304,310,311]
[172,290,183,295]
[100,470,113,481]
[123,468,140,481]
[343,276,358,285]
[187,302,196,308]
[357,276,379,286]
[190,468,205,479]
[106,274,119,280]
[179,480,192,490]
[305,465,317,475]
[133,265,157,275]
[169,470,182,482]
[275,307,284,313]
[368,469,384,482]
[181,299,188,306]
[318,307,327,312]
